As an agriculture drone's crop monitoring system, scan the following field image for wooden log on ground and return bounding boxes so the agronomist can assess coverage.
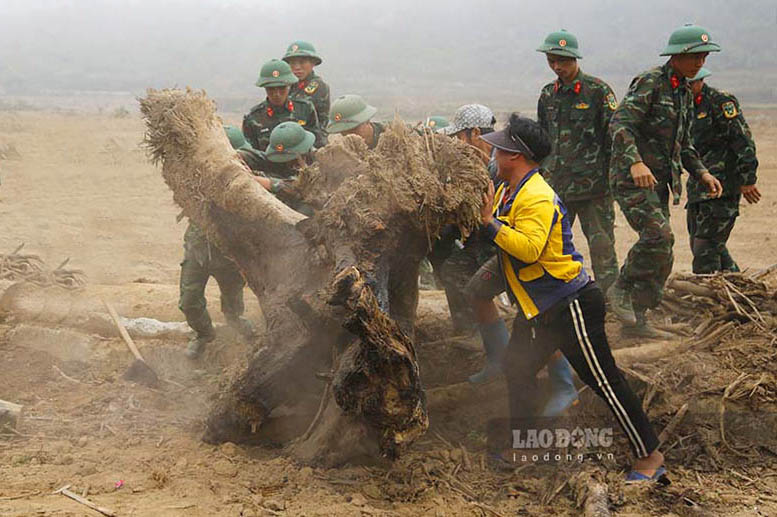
[0,399,23,430]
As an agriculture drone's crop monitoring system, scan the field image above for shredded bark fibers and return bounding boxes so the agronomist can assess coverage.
[139,88,304,256]
[297,120,489,255]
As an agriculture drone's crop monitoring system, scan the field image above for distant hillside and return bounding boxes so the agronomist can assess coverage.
[1,0,774,113]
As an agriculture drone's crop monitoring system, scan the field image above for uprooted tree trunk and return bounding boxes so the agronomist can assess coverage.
[139,88,487,465]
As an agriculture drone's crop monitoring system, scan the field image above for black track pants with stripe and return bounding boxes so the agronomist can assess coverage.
[503,282,659,458]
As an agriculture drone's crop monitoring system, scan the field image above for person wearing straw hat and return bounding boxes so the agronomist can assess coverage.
[243,59,325,154]
[478,113,665,482]
[608,24,724,338]
[283,40,331,126]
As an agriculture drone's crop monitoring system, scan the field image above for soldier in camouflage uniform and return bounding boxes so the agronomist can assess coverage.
[243,59,326,153]
[686,68,760,273]
[609,24,724,338]
[327,94,385,149]
[282,41,331,127]
[180,126,257,358]
[536,29,619,295]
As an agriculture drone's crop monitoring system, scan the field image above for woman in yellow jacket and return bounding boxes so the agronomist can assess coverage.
[478,114,665,481]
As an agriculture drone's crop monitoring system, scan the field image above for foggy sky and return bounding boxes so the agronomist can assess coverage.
[1,0,775,116]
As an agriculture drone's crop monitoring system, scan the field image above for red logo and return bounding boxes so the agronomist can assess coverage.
[266,107,274,117]
[272,70,280,78]
[701,34,709,42]
[694,94,703,106]
[670,74,680,89]
[287,100,294,112]
[559,39,567,47]
[573,82,581,94]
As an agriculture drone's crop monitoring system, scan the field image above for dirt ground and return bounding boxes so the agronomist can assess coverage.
[1,108,776,516]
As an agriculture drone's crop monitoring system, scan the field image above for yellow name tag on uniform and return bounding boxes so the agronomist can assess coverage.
[304,81,319,94]
[574,102,590,110]
[298,120,306,126]
[697,111,708,119]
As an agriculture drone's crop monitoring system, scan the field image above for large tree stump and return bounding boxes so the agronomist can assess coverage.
[139,88,487,465]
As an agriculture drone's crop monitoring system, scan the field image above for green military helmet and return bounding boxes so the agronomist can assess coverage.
[536,29,582,59]
[691,67,712,82]
[282,40,323,66]
[660,24,721,56]
[256,59,297,88]
[264,121,315,163]
[424,116,449,131]
[327,94,378,133]
[224,125,250,150]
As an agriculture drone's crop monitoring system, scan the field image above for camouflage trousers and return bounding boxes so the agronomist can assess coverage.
[564,196,619,293]
[438,239,497,332]
[614,183,673,311]
[686,198,740,274]
[179,227,246,337]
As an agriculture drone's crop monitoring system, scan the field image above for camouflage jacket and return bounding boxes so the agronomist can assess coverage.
[537,71,617,201]
[289,72,331,128]
[242,97,326,152]
[237,148,298,194]
[687,84,758,204]
[609,61,707,204]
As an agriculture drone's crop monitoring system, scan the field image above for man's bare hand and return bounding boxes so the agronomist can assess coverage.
[740,184,761,204]
[700,172,723,199]
[253,175,272,191]
[481,181,495,225]
[630,162,657,189]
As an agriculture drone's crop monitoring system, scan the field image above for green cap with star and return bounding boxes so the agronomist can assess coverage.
[661,24,721,56]
[282,40,323,66]
[536,29,582,59]
[256,59,298,88]
[264,121,315,163]
[224,125,251,150]
[327,95,378,133]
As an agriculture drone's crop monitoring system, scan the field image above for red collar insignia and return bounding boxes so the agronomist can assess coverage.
[297,80,306,89]
[694,93,703,106]
[266,106,274,117]
[573,81,581,94]
[287,100,294,112]
[670,74,680,89]
[553,81,559,93]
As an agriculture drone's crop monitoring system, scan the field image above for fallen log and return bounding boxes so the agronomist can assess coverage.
[139,88,487,465]
[0,399,23,430]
